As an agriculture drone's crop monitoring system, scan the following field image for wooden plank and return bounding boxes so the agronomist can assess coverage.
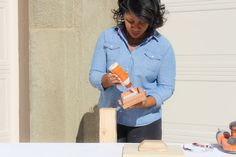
[99,108,117,143]
[121,88,146,109]
[138,140,168,152]
[123,142,184,157]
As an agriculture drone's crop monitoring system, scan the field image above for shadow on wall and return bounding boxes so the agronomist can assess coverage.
[76,105,99,142]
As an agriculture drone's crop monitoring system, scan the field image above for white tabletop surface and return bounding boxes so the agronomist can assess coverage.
[0,143,235,157]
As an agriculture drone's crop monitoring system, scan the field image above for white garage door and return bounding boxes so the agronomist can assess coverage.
[0,0,19,142]
[160,0,236,143]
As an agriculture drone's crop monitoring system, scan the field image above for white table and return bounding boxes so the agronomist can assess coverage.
[0,143,235,157]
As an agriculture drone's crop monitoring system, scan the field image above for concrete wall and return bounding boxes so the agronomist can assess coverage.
[29,0,116,142]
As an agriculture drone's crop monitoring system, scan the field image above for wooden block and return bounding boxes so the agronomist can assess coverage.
[121,88,146,109]
[122,142,184,157]
[138,140,168,152]
[99,108,117,143]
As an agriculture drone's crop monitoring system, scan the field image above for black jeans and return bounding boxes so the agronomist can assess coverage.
[117,119,162,143]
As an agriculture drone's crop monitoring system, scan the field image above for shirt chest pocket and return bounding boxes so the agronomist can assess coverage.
[104,42,122,66]
[143,50,162,74]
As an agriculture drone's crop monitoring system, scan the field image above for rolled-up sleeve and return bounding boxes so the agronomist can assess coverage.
[147,45,176,107]
[89,32,107,91]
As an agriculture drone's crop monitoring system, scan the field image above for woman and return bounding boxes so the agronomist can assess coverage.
[89,0,176,143]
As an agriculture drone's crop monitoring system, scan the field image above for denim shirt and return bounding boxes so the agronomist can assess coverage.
[89,26,176,127]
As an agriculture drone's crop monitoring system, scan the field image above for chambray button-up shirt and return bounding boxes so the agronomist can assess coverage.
[89,26,176,127]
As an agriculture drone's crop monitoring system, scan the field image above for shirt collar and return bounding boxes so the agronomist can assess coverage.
[152,31,160,41]
[115,26,160,44]
[115,25,129,44]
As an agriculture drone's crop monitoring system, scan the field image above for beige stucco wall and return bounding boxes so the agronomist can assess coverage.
[29,0,116,142]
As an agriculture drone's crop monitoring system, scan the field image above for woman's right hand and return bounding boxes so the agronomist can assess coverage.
[101,73,121,89]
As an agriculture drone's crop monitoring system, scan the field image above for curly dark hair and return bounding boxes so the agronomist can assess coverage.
[112,0,166,31]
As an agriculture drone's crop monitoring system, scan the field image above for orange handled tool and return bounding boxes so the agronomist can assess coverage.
[216,121,236,153]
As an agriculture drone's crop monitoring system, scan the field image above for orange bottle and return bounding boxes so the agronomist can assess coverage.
[109,62,132,88]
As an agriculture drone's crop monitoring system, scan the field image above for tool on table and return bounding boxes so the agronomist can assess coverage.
[216,121,236,153]
[109,62,146,109]
[182,143,213,152]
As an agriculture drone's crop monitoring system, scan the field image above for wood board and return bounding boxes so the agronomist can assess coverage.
[99,108,117,143]
[122,143,184,157]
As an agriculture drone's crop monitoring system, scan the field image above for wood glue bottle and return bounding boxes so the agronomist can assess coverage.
[109,62,132,88]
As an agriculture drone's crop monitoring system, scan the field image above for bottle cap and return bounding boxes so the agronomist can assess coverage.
[126,82,132,88]
[109,62,118,71]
